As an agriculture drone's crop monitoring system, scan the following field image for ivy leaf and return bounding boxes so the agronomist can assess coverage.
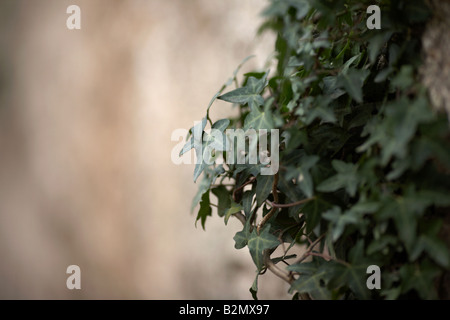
[411,235,450,268]
[281,128,307,151]
[191,165,224,213]
[255,174,274,207]
[244,98,275,130]
[179,117,207,157]
[211,186,231,217]
[377,191,432,253]
[278,172,305,218]
[399,262,440,299]
[289,270,331,300]
[337,68,370,103]
[233,218,252,249]
[218,72,268,111]
[180,117,208,182]
[322,76,346,100]
[302,197,332,234]
[266,0,311,20]
[242,190,255,218]
[247,225,280,271]
[295,95,337,125]
[196,192,212,230]
[391,65,414,90]
[410,219,450,268]
[286,261,318,275]
[249,273,259,300]
[193,119,230,182]
[323,207,359,242]
[341,241,372,300]
[324,243,366,298]
[297,155,319,198]
[324,200,379,241]
[304,96,337,124]
[287,261,332,299]
[366,31,393,64]
[224,202,243,225]
[205,55,255,117]
[316,160,359,197]
[358,95,434,165]
[367,235,398,255]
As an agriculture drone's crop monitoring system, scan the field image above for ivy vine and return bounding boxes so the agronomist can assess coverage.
[181,0,450,299]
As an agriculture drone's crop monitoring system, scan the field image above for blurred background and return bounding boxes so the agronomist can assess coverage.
[0,0,292,299]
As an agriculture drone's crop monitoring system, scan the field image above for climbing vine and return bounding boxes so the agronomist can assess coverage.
[181,0,450,299]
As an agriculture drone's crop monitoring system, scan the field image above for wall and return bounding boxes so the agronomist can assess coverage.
[0,0,291,299]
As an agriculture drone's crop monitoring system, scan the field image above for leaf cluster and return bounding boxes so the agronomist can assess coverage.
[182,0,450,299]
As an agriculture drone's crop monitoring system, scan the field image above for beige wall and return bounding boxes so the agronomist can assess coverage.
[0,0,291,299]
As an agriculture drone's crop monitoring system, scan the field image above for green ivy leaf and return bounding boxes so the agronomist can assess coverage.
[211,186,231,217]
[249,273,259,300]
[342,241,372,300]
[196,192,212,230]
[322,76,346,100]
[234,218,252,249]
[218,72,268,111]
[287,261,333,299]
[255,175,274,207]
[302,197,332,233]
[377,190,433,253]
[239,191,253,219]
[224,202,243,225]
[193,119,230,182]
[316,160,359,197]
[411,235,450,268]
[323,207,358,242]
[297,155,319,198]
[399,262,440,299]
[337,68,370,103]
[191,165,224,213]
[244,98,275,130]
[358,95,434,165]
[247,225,280,271]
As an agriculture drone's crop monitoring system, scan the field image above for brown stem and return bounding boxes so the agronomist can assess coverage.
[293,233,350,267]
[308,252,350,267]
[233,212,246,226]
[267,197,315,208]
[232,176,256,202]
[263,249,294,284]
[294,233,326,265]
[263,249,311,300]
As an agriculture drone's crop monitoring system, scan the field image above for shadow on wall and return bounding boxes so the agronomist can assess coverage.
[0,0,291,299]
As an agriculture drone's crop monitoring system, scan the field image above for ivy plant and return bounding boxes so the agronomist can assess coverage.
[181,0,450,299]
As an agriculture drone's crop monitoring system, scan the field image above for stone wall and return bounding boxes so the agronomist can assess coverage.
[0,0,289,299]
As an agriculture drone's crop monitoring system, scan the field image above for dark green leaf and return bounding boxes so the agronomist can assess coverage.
[211,186,231,217]
[302,197,332,233]
[234,218,252,249]
[247,225,280,271]
[400,263,440,299]
[196,192,212,230]
[250,273,259,300]
[255,175,274,207]
[317,160,359,197]
[244,99,275,130]
[218,72,268,111]
[338,68,370,103]
[323,207,359,242]
[287,262,332,299]
[224,202,243,225]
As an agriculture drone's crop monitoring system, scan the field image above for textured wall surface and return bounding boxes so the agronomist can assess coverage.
[0,0,290,299]
[422,0,450,121]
